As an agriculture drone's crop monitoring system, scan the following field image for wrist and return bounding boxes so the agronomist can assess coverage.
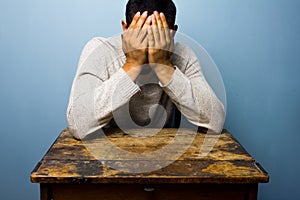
[123,61,143,73]
[150,60,174,71]
[126,57,146,66]
[150,63,175,86]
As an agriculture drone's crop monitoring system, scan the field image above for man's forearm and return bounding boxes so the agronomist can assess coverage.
[151,62,175,86]
[122,62,144,81]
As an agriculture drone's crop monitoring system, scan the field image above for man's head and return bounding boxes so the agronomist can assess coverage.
[123,0,177,30]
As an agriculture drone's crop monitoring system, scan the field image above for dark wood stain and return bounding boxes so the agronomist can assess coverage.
[31,128,268,185]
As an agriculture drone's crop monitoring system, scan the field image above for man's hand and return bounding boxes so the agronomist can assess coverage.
[148,11,176,85]
[122,11,151,73]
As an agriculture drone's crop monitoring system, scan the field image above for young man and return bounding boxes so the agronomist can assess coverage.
[67,0,225,139]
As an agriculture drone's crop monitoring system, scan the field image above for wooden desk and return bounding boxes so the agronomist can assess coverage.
[31,128,269,200]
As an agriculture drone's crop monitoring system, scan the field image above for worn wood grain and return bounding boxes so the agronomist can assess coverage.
[31,128,269,184]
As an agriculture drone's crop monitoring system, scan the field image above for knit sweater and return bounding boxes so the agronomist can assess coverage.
[67,36,225,139]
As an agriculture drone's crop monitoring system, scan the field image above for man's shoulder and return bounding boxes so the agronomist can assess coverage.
[172,42,198,64]
[83,36,122,51]
[79,37,108,59]
[77,36,122,69]
[79,36,123,63]
[174,42,195,56]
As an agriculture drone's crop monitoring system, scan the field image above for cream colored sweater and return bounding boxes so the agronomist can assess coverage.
[67,36,225,139]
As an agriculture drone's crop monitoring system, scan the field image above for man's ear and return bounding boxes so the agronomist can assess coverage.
[173,25,178,31]
[171,25,178,37]
[121,20,127,32]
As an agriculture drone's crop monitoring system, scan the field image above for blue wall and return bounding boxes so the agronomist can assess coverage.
[0,0,299,199]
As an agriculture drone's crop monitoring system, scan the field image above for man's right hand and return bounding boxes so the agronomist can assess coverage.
[122,11,151,74]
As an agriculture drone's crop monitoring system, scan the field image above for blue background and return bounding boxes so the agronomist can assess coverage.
[0,0,299,199]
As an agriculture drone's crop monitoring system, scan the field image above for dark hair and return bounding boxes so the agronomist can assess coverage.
[125,0,177,29]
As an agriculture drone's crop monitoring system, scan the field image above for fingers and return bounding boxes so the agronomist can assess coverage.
[128,11,148,29]
[125,11,174,52]
[141,16,152,45]
[135,11,148,29]
[128,12,141,29]
[154,11,163,29]
[128,11,147,37]
[160,12,169,29]
[151,13,160,43]
[148,26,154,49]
[159,12,171,49]
[127,11,149,45]
[145,15,152,26]
[150,11,174,52]
[154,11,166,42]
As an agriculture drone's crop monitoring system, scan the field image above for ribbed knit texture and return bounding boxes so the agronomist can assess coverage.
[67,36,225,139]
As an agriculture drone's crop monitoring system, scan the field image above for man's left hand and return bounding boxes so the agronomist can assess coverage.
[148,11,176,85]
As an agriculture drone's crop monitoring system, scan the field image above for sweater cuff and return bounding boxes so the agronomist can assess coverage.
[114,68,140,100]
[159,66,190,98]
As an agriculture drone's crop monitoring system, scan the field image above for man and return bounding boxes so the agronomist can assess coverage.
[67,0,225,139]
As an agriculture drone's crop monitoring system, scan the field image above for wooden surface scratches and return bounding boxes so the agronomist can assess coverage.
[31,128,269,184]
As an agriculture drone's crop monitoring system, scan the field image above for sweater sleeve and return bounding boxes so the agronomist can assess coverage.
[66,38,140,139]
[159,46,225,133]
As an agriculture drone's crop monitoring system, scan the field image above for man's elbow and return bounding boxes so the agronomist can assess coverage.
[212,100,225,133]
[66,107,90,140]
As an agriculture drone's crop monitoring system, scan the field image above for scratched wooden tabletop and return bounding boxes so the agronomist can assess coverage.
[31,128,269,184]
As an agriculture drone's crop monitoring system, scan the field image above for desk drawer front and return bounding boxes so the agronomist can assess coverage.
[43,183,257,200]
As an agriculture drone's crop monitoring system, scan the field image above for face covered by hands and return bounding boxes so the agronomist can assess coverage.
[122,11,176,69]
[147,11,175,68]
[122,11,151,68]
